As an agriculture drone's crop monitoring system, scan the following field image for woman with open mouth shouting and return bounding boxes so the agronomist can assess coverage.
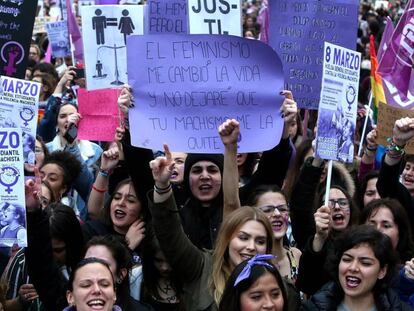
[295,185,359,296]
[148,143,274,311]
[302,225,410,311]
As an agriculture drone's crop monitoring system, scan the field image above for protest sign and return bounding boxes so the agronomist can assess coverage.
[78,0,95,16]
[49,0,68,19]
[188,0,241,36]
[0,128,27,247]
[127,34,284,153]
[0,76,40,164]
[46,21,71,58]
[0,0,38,78]
[269,0,359,109]
[377,102,414,154]
[77,88,120,141]
[315,42,361,162]
[146,0,188,34]
[81,5,144,90]
[33,16,54,34]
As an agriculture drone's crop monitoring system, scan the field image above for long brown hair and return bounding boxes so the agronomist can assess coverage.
[210,206,273,305]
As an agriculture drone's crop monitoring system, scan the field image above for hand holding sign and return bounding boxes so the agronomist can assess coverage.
[404,258,414,281]
[25,169,41,212]
[280,90,298,139]
[366,128,378,150]
[393,117,414,147]
[313,205,331,252]
[117,85,134,117]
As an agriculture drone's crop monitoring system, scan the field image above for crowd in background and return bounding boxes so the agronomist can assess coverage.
[1,0,414,310]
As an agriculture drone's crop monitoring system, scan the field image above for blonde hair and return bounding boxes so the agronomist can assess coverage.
[210,206,273,305]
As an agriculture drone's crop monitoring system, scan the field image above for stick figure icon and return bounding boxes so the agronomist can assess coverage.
[92,9,107,45]
[118,9,135,44]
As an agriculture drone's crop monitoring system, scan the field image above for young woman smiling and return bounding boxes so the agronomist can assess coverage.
[302,225,410,311]
[148,144,273,310]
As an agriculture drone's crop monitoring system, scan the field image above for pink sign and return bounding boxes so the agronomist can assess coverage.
[77,88,120,141]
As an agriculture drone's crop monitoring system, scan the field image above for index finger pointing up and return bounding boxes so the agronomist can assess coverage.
[163,144,172,161]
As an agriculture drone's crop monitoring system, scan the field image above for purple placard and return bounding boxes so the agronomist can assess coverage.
[127,34,284,153]
[268,0,359,110]
[145,0,188,34]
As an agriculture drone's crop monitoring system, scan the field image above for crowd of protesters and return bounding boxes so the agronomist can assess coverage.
[1,0,414,310]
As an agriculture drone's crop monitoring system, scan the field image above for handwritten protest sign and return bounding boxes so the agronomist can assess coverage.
[77,88,120,141]
[377,102,414,154]
[315,42,361,162]
[146,0,188,34]
[0,0,38,78]
[188,0,241,36]
[81,5,144,90]
[46,21,71,58]
[127,34,284,153]
[269,0,359,109]
[0,128,27,247]
[33,16,54,34]
[0,76,40,164]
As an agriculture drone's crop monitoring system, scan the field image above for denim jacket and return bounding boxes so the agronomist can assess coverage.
[46,136,102,220]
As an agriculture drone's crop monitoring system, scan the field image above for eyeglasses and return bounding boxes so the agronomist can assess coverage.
[328,199,349,209]
[258,204,289,215]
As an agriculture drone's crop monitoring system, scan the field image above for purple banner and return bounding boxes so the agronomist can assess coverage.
[268,0,359,109]
[95,0,118,4]
[378,16,414,109]
[127,34,284,153]
[0,0,37,78]
[145,0,188,34]
[378,4,414,99]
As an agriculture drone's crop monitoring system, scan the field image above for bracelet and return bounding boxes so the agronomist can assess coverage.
[386,151,404,159]
[386,137,406,152]
[366,145,377,152]
[154,184,172,194]
[92,184,107,193]
[99,169,110,177]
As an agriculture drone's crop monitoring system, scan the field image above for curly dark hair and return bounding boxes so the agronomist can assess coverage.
[41,150,82,191]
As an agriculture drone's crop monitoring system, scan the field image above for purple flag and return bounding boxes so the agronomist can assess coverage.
[257,1,269,44]
[380,17,414,109]
[95,0,119,4]
[377,3,414,98]
[127,34,285,153]
[66,0,84,64]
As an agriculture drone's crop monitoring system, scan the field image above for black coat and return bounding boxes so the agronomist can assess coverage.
[301,282,414,311]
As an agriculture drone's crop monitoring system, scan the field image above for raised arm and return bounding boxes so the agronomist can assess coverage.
[219,119,241,219]
[149,145,206,283]
[88,147,120,220]
[240,91,296,203]
[377,117,414,225]
[358,128,378,182]
[24,175,68,310]
[118,86,154,214]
